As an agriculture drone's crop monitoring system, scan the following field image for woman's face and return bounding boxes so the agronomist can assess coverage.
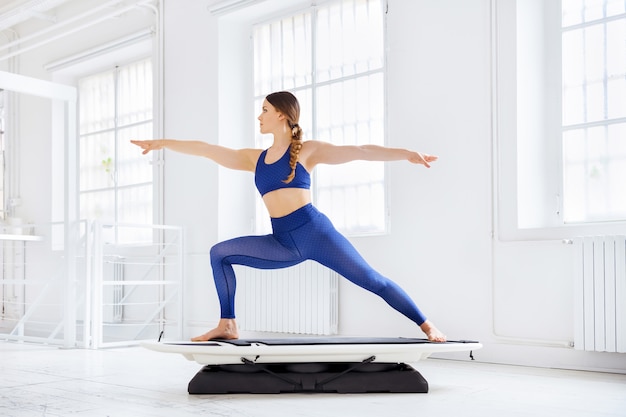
[257,99,284,134]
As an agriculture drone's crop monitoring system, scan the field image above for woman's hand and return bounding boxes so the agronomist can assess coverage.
[131,139,164,155]
[408,151,438,168]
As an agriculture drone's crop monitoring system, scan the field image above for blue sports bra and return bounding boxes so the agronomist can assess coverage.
[254,147,311,196]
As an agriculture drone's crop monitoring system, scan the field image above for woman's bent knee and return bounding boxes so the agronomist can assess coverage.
[210,241,229,262]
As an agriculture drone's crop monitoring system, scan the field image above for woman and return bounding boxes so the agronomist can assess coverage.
[131,91,446,342]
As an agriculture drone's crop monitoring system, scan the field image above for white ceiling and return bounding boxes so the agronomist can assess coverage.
[0,0,72,31]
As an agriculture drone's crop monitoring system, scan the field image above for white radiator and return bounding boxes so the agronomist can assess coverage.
[234,262,338,335]
[103,260,124,324]
[574,236,626,353]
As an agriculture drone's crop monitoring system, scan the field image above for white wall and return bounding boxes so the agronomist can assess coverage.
[345,0,493,340]
[160,0,222,330]
[3,0,625,372]
[378,0,494,355]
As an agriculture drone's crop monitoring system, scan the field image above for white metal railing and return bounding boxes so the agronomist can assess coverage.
[89,221,184,348]
[0,220,183,349]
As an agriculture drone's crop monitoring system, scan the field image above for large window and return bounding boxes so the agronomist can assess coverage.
[78,58,154,240]
[561,0,626,223]
[497,1,626,239]
[252,0,386,235]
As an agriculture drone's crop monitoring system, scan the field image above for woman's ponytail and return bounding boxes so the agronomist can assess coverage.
[283,122,303,184]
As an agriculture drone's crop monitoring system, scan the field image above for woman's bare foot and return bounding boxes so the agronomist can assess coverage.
[191,318,239,341]
[420,320,447,342]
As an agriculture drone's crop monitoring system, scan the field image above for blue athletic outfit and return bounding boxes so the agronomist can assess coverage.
[210,146,428,326]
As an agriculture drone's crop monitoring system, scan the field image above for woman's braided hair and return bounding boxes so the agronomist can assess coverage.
[265,91,303,184]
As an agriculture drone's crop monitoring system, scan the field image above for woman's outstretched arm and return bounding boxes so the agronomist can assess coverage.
[130,139,260,172]
[303,140,438,169]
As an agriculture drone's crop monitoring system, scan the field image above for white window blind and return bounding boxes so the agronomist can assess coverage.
[562,0,626,223]
[253,0,386,235]
[79,58,154,242]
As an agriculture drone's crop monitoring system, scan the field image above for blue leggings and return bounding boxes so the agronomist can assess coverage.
[210,203,427,326]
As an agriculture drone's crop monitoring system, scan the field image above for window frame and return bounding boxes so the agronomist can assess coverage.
[77,58,154,229]
[49,35,161,244]
[560,3,626,224]
[493,0,626,241]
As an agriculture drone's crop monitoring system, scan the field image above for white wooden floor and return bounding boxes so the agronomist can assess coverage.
[1,341,625,417]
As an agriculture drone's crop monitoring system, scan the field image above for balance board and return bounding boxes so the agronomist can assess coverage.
[141,337,482,394]
[141,337,481,365]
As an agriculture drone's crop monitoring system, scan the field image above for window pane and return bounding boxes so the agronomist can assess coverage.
[80,131,115,192]
[118,58,153,127]
[561,2,625,223]
[117,123,153,186]
[562,0,584,27]
[606,0,626,16]
[562,17,626,125]
[562,0,625,27]
[79,70,115,134]
[316,0,384,83]
[585,80,605,122]
[316,74,384,147]
[606,19,626,75]
[81,189,114,223]
[253,23,271,95]
[607,77,626,119]
[79,59,154,225]
[562,29,585,125]
[118,184,153,229]
[584,0,606,22]
[606,19,626,119]
[317,176,384,232]
[279,14,312,90]
[563,124,626,222]
[253,12,312,95]
[315,73,385,233]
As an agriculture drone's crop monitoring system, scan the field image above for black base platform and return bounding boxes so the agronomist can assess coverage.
[187,357,429,394]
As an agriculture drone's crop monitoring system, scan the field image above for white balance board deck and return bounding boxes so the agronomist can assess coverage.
[141,337,482,365]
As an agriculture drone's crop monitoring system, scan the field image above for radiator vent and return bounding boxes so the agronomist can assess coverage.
[574,236,626,353]
[235,262,338,335]
[103,260,124,323]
